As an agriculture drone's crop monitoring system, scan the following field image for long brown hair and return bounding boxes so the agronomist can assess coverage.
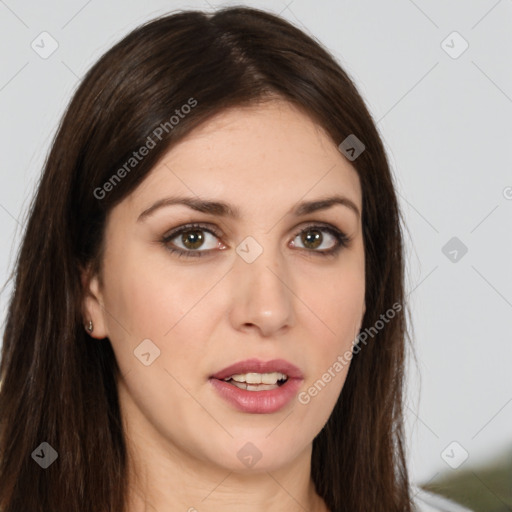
[0,6,413,511]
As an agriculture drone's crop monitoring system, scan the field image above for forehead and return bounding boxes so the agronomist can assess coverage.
[125,100,362,216]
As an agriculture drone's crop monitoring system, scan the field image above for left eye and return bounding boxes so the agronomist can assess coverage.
[291,226,340,251]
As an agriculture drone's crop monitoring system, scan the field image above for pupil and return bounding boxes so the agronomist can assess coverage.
[182,230,204,249]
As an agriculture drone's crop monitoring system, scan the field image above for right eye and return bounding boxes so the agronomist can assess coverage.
[161,223,226,258]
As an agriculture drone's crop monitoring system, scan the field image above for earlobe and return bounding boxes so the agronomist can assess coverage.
[81,267,108,339]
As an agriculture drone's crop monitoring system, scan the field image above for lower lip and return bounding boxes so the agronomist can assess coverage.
[209,377,303,414]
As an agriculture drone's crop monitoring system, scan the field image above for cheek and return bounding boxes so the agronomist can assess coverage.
[101,247,227,379]
[304,255,365,346]
[298,255,365,401]
[310,273,364,330]
[102,244,215,335]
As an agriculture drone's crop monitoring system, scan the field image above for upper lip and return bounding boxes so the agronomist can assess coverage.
[210,358,304,380]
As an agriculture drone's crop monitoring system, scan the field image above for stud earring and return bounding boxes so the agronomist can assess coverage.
[86,320,93,333]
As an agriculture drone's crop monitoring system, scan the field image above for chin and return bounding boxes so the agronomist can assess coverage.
[203,431,311,474]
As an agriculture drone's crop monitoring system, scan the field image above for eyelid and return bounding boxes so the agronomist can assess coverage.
[162,222,223,240]
[292,220,348,238]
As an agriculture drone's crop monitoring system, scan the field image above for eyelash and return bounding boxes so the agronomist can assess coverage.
[161,222,350,259]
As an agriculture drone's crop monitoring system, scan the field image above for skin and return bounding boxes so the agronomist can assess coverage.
[83,99,366,512]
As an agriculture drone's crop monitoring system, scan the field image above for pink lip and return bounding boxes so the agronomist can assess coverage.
[209,358,304,414]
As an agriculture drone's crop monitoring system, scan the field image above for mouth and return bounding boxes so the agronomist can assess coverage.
[209,358,304,414]
[210,358,303,381]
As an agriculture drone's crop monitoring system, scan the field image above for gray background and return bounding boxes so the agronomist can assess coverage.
[0,0,511,488]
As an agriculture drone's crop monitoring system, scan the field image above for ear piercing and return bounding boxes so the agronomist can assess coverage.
[86,320,94,333]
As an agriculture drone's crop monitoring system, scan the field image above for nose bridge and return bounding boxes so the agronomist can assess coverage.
[229,234,295,335]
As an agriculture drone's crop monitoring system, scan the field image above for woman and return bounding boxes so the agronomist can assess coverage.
[0,6,463,512]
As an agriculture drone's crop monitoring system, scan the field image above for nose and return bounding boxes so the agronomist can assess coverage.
[228,241,295,338]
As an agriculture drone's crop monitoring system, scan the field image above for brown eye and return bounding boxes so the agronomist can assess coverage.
[293,226,343,253]
[162,223,223,258]
[300,229,323,250]
[162,222,349,260]
[180,229,205,250]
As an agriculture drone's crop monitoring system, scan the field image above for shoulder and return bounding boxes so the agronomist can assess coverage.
[411,485,474,512]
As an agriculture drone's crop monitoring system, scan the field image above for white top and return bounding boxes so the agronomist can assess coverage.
[412,486,474,512]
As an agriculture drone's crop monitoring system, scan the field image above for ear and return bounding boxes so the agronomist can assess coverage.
[80,264,109,339]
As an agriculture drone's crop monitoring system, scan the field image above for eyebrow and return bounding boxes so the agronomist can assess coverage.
[137,194,360,222]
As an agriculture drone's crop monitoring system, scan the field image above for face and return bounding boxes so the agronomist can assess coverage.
[83,100,365,474]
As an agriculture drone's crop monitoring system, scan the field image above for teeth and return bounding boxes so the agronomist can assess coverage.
[246,383,278,391]
[225,372,288,385]
[230,381,282,391]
